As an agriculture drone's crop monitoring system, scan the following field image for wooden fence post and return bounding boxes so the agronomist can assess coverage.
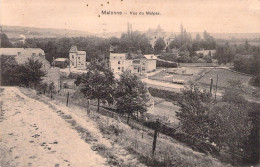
[215,74,218,100]
[152,119,160,156]
[51,89,53,100]
[87,99,90,115]
[210,78,213,94]
[66,92,69,106]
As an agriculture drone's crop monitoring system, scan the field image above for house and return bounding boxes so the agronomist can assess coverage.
[195,49,216,57]
[109,52,157,77]
[145,25,175,48]
[53,58,69,68]
[109,53,132,75]
[0,48,50,69]
[69,45,86,69]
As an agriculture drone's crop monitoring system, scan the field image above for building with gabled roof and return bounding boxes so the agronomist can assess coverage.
[109,52,157,77]
[69,45,87,69]
[0,48,50,69]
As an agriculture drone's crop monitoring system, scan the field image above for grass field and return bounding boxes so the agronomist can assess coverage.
[196,68,252,88]
[148,97,180,124]
[149,67,206,84]
[149,67,253,89]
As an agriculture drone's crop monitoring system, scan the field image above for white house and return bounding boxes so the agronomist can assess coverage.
[0,48,50,69]
[195,49,216,57]
[109,52,157,77]
[109,53,132,75]
[69,45,86,69]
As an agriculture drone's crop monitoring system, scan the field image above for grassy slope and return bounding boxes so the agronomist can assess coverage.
[19,87,230,167]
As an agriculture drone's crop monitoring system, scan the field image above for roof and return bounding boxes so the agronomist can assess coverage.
[144,54,157,60]
[54,58,68,62]
[77,51,86,55]
[69,45,78,52]
[0,48,45,56]
[195,50,216,55]
[110,53,127,59]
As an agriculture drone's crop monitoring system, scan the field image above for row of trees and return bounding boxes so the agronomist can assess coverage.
[177,83,259,165]
[9,31,153,63]
[79,60,150,123]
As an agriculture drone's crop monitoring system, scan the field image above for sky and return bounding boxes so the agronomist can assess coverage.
[1,0,260,33]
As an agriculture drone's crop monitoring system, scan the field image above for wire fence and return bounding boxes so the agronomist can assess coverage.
[41,88,252,164]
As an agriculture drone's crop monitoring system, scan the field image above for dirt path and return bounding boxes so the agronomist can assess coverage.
[0,87,108,167]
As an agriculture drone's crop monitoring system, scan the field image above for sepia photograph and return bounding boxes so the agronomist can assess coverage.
[0,0,260,166]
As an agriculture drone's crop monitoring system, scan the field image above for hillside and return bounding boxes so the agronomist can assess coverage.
[2,25,92,40]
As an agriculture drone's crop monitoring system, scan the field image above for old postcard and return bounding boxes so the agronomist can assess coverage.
[1,0,260,166]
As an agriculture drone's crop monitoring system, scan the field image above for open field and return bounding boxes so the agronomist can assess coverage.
[196,68,252,88]
[148,97,180,124]
[149,67,253,89]
[149,67,206,84]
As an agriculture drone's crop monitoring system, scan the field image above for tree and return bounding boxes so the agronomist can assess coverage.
[0,55,19,85]
[18,58,47,87]
[115,71,150,123]
[81,60,115,112]
[176,84,212,141]
[209,102,252,163]
[0,33,12,48]
[154,37,166,54]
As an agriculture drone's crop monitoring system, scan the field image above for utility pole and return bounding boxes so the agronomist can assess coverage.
[210,78,213,95]
[215,74,218,100]
[152,119,160,156]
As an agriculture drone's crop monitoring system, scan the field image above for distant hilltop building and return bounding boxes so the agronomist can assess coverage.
[69,45,86,69]
[145,25,175,48]
[195,49,216,57]
[109,51,157,77]
[0,48,50,69]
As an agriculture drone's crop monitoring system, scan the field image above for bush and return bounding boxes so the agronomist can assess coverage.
[156,60,177,68]
[148,87,180,101]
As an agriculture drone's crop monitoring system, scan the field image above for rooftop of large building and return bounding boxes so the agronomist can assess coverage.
[0,48,45,56]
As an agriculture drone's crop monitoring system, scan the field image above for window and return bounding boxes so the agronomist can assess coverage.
[155,36,156,39]
[32,53,36,56]
[39,53,42,56]
[17,52,21,56]
[134,66,138,70]
[118,61,120,64]
[78,57,80,60]
[114,57,116,58]
[118,67,120,70]
[142,67,145,71]
[72,55,74,59]
[122,67,124,72]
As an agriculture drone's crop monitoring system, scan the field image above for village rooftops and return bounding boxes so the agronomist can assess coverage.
[195,49,216,56]
[0,48,45,56]
[54,58,68,62]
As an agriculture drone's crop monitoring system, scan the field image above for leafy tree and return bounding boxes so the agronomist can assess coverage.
[115,71,150,123]
[176,84,212,141]
[209,102,252,163]
[17,58,47,87]
[81,60,115,112]
[154,37,166,54]
[0,33,12,48]
[0,55,19,85]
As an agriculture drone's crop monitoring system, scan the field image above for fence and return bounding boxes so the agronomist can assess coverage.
[40,88,251,165]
